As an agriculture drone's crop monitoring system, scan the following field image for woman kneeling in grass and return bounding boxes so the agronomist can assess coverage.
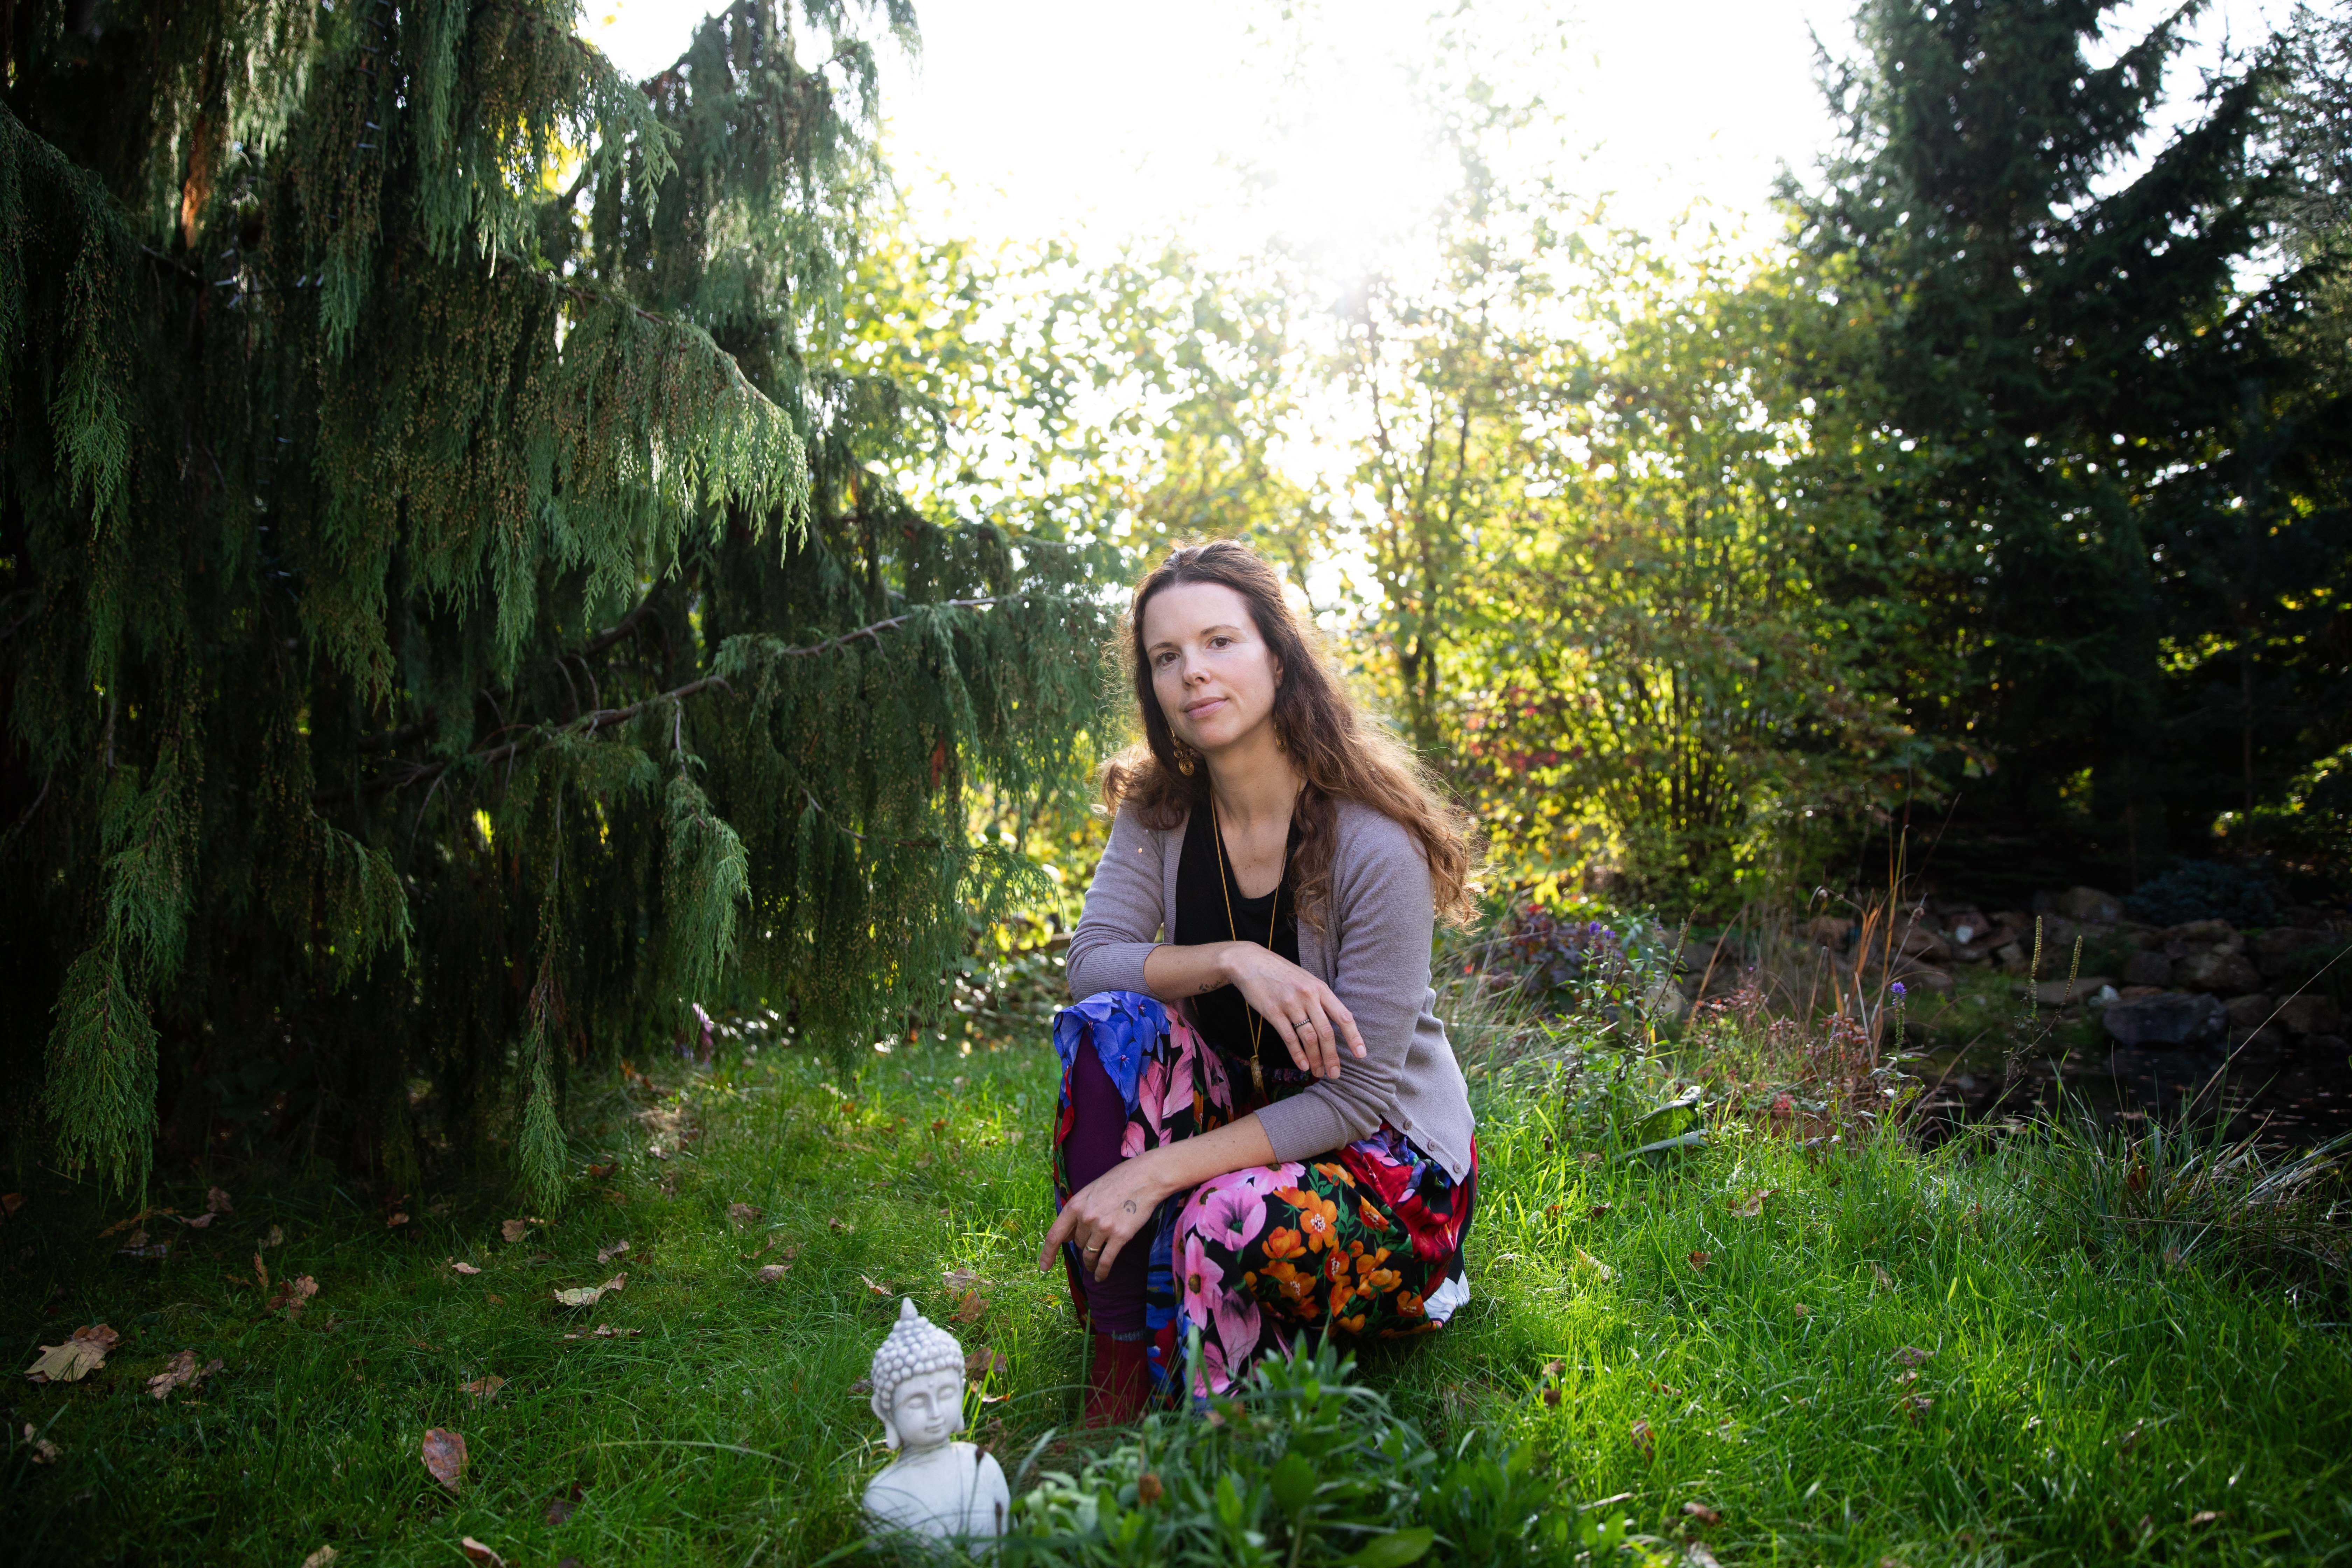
[1040,540,1479,1424]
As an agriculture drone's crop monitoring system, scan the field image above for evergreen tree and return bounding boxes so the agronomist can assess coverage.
[0,0,1113,1200]
[1786,0,2343,887]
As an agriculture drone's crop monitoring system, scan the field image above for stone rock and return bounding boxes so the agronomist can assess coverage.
[2222,993,2273,1031]
[1897,927,1952,962]
[1994,942,2026,971]
[1642,979,1691,1026]
[2057,886,2123,923]
[1800,916,1853,948]
[2122,949,2172,988]
[1893,966,1955,996]
[2162,919,2237,947]
[2023,976,2113,1008]
[2176,948,2262,995]
[2117,984,2165,1000]
[2304,1033,2347,1060]
[2277,993,2343,1037]
[1942,910,1990,944]
[2254,927,2342,977]
[2102,991,2227,1048]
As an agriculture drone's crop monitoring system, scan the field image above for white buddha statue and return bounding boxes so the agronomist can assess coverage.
[864,1298,1010,1552]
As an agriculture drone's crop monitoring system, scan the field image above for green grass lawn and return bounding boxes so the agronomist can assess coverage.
[6,1030,2350,1565]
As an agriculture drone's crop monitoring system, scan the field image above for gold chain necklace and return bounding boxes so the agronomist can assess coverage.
[1209,790,1284,1098]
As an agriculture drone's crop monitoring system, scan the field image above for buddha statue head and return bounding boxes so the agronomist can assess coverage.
[868,1298,967,1454]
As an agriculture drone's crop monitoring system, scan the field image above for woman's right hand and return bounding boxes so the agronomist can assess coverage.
[1218,943,1366,1080]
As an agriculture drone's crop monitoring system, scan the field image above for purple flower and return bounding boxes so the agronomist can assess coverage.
[1588,920,1604,936]
[1890,981,1907,1001]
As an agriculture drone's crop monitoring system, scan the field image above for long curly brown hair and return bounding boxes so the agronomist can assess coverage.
[1100,540,1476,929]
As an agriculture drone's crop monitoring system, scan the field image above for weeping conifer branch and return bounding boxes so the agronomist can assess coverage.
[1,0,1115,1195]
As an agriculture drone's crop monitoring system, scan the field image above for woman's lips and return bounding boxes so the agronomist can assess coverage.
[1184,696,1227,719]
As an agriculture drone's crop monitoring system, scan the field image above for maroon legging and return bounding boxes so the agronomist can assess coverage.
[1064,1043,1152,1336]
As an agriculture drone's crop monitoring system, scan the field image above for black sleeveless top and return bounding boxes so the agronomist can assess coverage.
[1172,803,1301,1077]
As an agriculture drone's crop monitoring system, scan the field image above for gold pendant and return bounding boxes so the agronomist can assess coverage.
[1250,1055,1265,1097]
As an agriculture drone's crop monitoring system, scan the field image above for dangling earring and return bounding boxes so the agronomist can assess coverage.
[1172,741,1196,776]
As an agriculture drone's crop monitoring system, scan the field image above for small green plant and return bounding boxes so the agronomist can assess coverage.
[999,1337,1621,1566]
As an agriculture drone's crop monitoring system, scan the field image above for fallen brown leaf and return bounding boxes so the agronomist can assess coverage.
[1728,1188,1775,1219]
[756,1263,790,1283]
[187,1213,216,1230]
[203,1187,231,1215]
[951,1289,988,1324]
[552,1273,626,1309]
[21,1423,60,1463]
[261,1224,285,1248]
[1893,1345,1933,1367]
[546,1491,580,1526]
[298,1547,337,1568]
[386,1213,409,1228]
[965,1348,1007,1379]
[596,1239,630,1264]
[1688,1251,1711,1272]
[859,1274,894,1297]
[462,1375,506,1404]
[1682,1500,1722,1526]
[0,1192,22,1220]
[1793,1304,1811,1318]
[1580,1152,1603,1166]
[458,1536,505,1566]
[585,1161,618,1179]
[1870,1262,1894,1288]
[145,1349,222,1401]
[828,1217,854,1233]
[1541,1385,1560,1407]
[943,1266,985,1293]
[420,1427,467,1491]
[500,1219,531,1244]
[451,1260,482,1276]
[1542,1359,1565,1377]
[267,1276,319,1318]
[1589,1203,1612,1218]
[485,1293,504,1305]
[1572,1247,1615,1282]
[1896,1393,1933,1423]
[1685,1544,1723,1568]
[100,1207,168,1239]
[1629,1418,1655,1462]
[727,1203,762,1225]
[1137,1471,1163,1506]
[848,1376,872,1394]
[2189,1510,2222,1526]
[25,1324,120,1384]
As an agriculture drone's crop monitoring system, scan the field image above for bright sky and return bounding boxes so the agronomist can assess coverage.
[587,0,2294,267]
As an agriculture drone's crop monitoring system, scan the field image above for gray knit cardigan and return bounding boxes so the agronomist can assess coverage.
[1064,797,1475,1182]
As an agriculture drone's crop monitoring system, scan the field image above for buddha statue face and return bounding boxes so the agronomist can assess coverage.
[875,1366,965,1454]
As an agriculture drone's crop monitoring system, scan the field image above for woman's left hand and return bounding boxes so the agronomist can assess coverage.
[1039,1154,1171,1281]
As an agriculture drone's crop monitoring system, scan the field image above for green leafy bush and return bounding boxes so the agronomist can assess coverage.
[2124,863,2283,927]
[999,1337,1639,1567]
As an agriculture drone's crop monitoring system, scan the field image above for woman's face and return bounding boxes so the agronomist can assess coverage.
[1141,581,1281,758]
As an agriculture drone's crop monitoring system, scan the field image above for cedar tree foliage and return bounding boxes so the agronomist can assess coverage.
[0,0,1113,1202]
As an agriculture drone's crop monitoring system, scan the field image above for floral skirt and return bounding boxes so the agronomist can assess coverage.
[1050,991,1475,1401]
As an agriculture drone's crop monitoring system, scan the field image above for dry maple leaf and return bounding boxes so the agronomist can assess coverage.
[596,1239,630,1264]
[145,1349,221,1401]
[951,1289,988,1324]
[268,1276,319,1318]
[420,1427,468,1491]
[1893,1345,1933,1367]
[451,1260,482,1276]
[726,1203,762,1225]
[1629,1418,1656,1462]
[500,1219,531,1244]
[1687,1251,1712,1272]
[25,1324,120,1384]
[458,1535,506,1566]
[756,1264,790,1284]
[461,1375,506,1404]
[1682,1500,1723,1526]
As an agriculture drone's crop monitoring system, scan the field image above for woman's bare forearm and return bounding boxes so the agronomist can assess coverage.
[1140,940,1242,1001]
[1139,1112,1278,1196]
